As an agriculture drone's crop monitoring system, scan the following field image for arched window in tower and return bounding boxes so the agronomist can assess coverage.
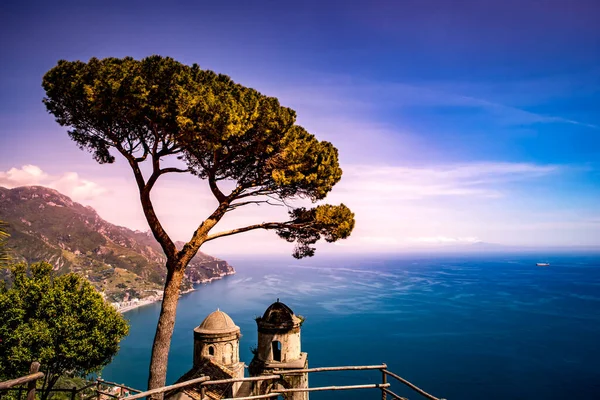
[272,340,282,362]
[223,343,233,364]
[208,345,215,356]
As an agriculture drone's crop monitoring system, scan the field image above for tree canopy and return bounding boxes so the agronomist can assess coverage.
[42,56,354,258]
[42,55,355,392]
[0,262,129,397]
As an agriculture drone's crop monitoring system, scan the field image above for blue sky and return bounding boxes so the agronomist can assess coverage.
[1,0,599,254]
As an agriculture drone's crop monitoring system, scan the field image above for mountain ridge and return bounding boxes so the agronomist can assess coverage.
[0,185,235,303]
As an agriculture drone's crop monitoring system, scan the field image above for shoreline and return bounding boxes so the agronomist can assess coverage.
[117,271,235,314]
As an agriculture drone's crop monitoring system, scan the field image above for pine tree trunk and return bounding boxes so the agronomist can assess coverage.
[147,263,185,398]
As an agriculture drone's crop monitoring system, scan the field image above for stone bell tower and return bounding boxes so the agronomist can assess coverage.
[193,309,245,394]
[249,300,308,400]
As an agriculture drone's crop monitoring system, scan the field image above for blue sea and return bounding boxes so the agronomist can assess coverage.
[102,253,600,399]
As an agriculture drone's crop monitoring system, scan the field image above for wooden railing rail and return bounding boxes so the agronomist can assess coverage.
[200,375,280,386]
[0,364,44,391]
[110,363,444,400]
[0,362,43,400]
[123,376,210,400]
[222,394,280,400]
[382,387,409,400]
[220,383,392,400]
[279,364,387,375]
[97,378,142,393]
[96,390,120,399]
[279,383,390,393]
[78,382,100,392]
[0,372,45,391]
[383,369,444,400]
[216,364,430,400]
[1,366,146,400]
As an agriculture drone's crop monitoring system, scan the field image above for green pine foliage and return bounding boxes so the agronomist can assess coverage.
[42,55,355,258]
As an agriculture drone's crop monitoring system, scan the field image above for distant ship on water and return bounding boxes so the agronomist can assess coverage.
[536,262,550,267]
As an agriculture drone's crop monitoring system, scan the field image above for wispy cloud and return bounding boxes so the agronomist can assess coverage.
[449,92,599,129]
[313,160,584,249]
[384,81,598,128]
[267,77,599,130]
[330,162,559,202]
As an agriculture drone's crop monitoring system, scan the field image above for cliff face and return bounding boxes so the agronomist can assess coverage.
[0,186,235,302]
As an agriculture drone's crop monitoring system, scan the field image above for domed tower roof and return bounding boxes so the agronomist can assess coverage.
[257,300,302,330]
[195,309,240,335]
[262,301,295,323]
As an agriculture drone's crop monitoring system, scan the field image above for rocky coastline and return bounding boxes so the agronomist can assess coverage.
[114,269,236,313]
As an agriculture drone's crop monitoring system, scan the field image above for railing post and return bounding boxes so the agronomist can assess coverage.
[27,362,41,400]
[199,374,206,400]
[71,386,77,400]
[381,363,387,400]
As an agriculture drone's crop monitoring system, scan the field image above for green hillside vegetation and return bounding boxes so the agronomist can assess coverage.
[0,186,235,302]
[0,262,129,398]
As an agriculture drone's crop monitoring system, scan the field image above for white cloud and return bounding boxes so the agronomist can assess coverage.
[50,172,107,200]
[0,165,49,186]
[0,165,107,202]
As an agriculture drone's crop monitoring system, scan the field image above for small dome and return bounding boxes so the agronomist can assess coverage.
[195,310,239,334]
[262,301,295,324]
[256,300,302,332]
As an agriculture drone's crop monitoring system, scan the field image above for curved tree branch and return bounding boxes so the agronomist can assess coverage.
[232,188,276,199]
[208,173,226,203]
[177,200,229,265]
[227,199,283,210]
[145,167,190,191]
[160,167,189,174]
[112,141,178,259]
[204,221,291,242]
